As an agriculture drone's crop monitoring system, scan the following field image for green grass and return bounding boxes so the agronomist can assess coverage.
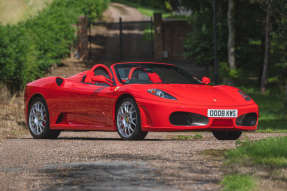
[222,136,287,190]
[201,149,226,158]
[0,0,52,25]
[226,136,287,168]
[221,174,256,191]
[241,88,287,133]
[174,134,203,140]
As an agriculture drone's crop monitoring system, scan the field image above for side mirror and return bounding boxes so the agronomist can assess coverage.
[201,76,211,85]
[92,75,113,86]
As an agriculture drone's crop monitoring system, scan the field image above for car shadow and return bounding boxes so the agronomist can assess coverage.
[57,137,166,141]
[16,137,171,141]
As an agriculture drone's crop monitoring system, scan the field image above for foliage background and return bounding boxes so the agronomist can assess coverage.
[183,0,287,92]
[0,0,109,93]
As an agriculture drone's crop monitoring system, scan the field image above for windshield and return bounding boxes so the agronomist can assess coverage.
[115,63,202,84]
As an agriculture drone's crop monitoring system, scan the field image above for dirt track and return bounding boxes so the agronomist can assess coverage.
[1,131,286,191]
[1,3,286,191]
[105,3,149,22]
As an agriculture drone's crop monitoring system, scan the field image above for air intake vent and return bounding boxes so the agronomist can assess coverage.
[236,113,257,126]
[170,112,209,126]
[56,77,64,86]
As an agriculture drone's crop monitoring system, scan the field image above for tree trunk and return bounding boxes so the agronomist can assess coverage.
[227,0,236,70]
[260,0,272,94]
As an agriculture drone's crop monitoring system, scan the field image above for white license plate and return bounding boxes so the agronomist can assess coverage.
[208,109,238,118]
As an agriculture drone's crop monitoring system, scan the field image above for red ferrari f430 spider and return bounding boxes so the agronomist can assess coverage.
[25,62,259,140]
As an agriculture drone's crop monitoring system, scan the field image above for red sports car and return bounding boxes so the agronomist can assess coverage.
[24,62,258,140]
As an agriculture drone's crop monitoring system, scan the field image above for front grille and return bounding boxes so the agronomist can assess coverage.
[236,113,257,126]
[170,112,209,126]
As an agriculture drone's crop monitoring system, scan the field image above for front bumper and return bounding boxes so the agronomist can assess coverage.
[136,98,259,132]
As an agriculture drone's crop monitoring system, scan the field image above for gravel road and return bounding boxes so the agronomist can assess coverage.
[1,131,286,191]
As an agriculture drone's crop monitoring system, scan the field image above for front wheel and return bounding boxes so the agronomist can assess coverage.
[212,131,242,140]
[28,97,60,139]
[116,98,148,140]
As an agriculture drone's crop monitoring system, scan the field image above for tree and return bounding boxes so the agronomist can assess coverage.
[227,0,236,71]
[183,0,228,79]
[260,0,272,93]
[183,0,287,93]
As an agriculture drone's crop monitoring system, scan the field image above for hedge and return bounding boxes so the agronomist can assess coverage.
[0,0,109,93]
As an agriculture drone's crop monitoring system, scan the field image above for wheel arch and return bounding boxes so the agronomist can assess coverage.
[114,93,149,131]
[114,94,135,115]
[26,93,45,129]
[27,94,47,119]
[113,93,148,139]
[26,93,60,139]
[114,94,136,128]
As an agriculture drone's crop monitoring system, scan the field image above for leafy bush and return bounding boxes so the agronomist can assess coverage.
[83,0,110,21]
[0,0,110,93]
[184,5,228,80]
[184,11,216,67]
[0,24,36,92]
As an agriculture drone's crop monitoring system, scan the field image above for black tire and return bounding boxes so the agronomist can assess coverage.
[28,97,60,139]
[212,131,242,140]
[116,97,148,140]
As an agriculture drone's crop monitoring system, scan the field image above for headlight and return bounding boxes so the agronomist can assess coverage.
[147,89,176,100]
[238,90,251,101]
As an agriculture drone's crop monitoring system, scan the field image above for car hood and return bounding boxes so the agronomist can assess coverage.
[132,84,254,106]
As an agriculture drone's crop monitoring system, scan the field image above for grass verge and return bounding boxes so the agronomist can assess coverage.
[221,136,287,191]
[242,88,287,133]
[174,134,203,140]
[226,136,287,168]
[221,174,256,191]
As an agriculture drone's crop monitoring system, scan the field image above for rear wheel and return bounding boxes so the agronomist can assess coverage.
[28,97,60,139]
[212,131,242,140]
[116,98,148,140]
